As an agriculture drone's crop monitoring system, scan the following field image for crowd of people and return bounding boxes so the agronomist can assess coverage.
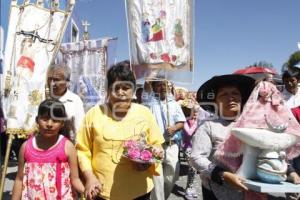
[2,50,300,200]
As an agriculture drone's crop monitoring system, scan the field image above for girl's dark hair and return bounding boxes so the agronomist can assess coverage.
[37,99,71,138]
[106,60,136,90]
[38,99,67,119]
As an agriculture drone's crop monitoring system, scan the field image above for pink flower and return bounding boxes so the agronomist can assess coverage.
[140,150,153,161]
[49,186,56,193]
[124,140,139,149]
[127,148,141,160]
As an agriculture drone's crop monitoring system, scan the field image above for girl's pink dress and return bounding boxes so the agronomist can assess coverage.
[21,135,75,200]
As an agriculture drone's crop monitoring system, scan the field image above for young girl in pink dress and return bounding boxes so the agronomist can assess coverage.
[182,107,199,199]
[12,99,84,200]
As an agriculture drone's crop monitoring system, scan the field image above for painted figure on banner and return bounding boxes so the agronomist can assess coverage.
[149,17,164,42]
[77,76,100,112]
[59,37,117,110]
[148,10,166,42]
[2,0,75,135]
[126,0,194,83]
[17,37,39,79]
[142,13,151,43]
[15,35,43,130]
[174,18,184,48]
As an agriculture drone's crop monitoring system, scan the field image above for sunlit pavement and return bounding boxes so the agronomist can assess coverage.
[2,160,18,200]
[169,157,203,200]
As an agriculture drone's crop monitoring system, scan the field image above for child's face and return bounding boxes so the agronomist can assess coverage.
[37,116,64,137]
[191,110,198,119]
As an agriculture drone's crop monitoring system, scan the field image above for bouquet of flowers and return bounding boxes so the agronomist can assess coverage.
[123,133,164,164]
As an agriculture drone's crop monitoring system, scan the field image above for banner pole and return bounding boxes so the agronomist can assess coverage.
[165,80,172,146]
[0,130,14,200]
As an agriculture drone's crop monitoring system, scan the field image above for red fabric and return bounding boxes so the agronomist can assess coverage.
[149,30,163,42]
[234,66,277,75]
[17,56,35,72]
[292,107,300,124]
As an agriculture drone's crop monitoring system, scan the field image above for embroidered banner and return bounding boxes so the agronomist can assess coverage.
[126,0,194,83]
[2,0,75,137]
[58,37,118,111]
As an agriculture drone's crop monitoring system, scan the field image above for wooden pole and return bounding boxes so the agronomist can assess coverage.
[165,80,172,145]
[0,130,14,200]
[165,80,170,126]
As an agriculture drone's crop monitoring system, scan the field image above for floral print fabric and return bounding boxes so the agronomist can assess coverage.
[21,136,75,200]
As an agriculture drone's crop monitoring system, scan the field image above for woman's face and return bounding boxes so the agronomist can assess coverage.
[108,80,134,115]
[215,86,242,119]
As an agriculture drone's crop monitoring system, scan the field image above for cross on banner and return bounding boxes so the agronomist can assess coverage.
[82,20,90,40]
[82,20,90,32]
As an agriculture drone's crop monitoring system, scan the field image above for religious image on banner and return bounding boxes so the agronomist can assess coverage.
[58,37,118,111]
[2,0,75,137]
[126,0,194,83]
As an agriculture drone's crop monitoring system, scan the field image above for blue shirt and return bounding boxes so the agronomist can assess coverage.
[142,92,186,141]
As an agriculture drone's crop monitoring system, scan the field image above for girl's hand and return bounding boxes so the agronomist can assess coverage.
[289,172,300,184]
[133,162,152,171]
[84,180,103,200]
[223,172,248,192]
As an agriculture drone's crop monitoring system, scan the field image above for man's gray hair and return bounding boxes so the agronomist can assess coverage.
[48,64,71,81]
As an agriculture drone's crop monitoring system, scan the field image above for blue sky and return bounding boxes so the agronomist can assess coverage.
[1,0,300,91]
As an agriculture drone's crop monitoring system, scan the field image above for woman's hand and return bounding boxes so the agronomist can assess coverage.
[289,172,300,184]
[223,172,248,191]
[84,179,103,200]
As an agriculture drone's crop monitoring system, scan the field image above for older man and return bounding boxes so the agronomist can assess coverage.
[47,64,85,142]
[143,80,185,200]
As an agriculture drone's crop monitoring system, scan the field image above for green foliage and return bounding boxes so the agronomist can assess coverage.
[287,51,300,69]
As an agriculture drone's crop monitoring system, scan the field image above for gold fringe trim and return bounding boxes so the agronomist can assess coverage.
[6,126,38,139]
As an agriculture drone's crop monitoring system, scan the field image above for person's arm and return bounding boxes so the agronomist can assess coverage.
[11,142,26,200]
[166,122,184,136]
[65,140,84,194]
[288,172,300,184]
[212,170,248,191]
[287,158,300,184]
[166,101,186,135]
[189,122,213,177]
[82,170,102,199]
[76,111,102,199]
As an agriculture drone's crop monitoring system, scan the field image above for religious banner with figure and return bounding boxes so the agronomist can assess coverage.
[126,0,194,83]
[59,37,118,111]
[2,0,75,137]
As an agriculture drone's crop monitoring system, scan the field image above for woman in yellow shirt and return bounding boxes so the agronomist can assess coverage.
[76,61,164,200]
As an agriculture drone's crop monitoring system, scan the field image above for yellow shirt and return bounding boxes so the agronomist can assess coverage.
[76,103,164,200]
